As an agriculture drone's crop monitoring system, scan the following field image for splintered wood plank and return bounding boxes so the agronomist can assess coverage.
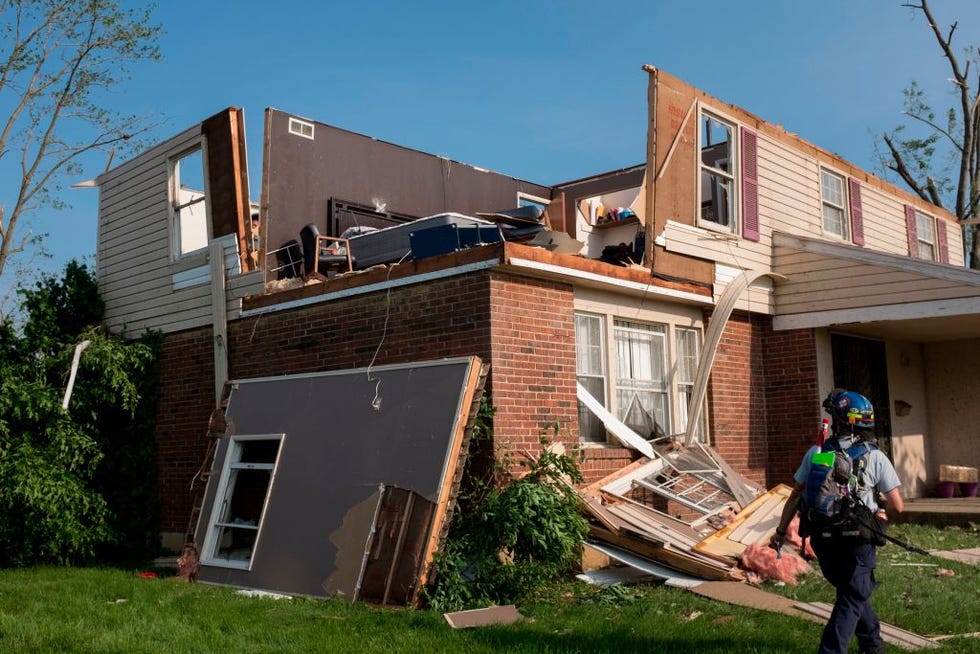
[588,528,738,581]
[606,503,699,550]
[693,484,793,560]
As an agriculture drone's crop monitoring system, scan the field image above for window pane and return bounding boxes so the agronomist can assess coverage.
[578,377,607,443]
[820,170,844,206]
[700,170,734,228]
[918,242,936,261]
[823,205,845,236]
[701,116,732,167]
[614,321,669,435]
[575,314,604,375]
[675,328,699,383]
[575,313,607,443]
[173,148,208,256]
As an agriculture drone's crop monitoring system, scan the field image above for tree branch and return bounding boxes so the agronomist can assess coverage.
[883,134,936,205]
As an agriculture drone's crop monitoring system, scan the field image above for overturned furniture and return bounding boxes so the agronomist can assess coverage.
[192,357,486,605]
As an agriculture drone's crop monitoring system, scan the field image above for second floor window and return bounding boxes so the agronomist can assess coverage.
[916,210,936,261]
[699,111,737,232]
[170,146,209,257]
[820,169,848,239]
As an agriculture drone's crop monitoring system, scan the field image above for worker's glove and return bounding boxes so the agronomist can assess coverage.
[768,529,786,554]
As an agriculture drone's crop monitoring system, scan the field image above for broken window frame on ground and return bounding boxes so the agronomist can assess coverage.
[200,433,285,570]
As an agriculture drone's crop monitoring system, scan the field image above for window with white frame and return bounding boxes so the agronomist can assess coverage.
[575,313,606,443]
[699,111,737,232]
[915,210,936,261]
[615,320,670,438]
[170,146,209,257]
[575,312,706,445]
[820,168,848,238]
[203,434,283,569]
[675,326,706,441]
[288,117,315,139]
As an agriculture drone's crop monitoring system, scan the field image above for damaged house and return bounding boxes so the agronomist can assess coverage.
[94,66,979,600]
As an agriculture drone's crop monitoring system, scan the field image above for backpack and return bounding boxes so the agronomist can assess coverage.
[799,440,876,538]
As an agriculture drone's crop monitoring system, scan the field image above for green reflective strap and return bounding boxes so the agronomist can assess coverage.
[811,451,836,467]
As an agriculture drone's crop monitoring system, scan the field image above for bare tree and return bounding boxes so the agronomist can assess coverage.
[0,0,160,291]
[878,0,980,268]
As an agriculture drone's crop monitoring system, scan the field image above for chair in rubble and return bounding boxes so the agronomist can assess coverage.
[299,223,354,277]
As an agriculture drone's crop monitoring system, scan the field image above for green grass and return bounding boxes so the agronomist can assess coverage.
[0,523,975,653]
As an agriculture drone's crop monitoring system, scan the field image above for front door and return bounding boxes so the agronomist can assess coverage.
[831,334,892,456]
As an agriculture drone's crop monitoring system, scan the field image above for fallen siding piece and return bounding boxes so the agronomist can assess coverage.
[693,484,793,560]
[928,547,980,565]
[690,581,814,620]
[586,541,704,588]
[793,602,940,650]
[575,566,658,587]
[444,605,523,629]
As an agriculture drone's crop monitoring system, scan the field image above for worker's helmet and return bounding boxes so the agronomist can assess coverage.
[823,389,875,432]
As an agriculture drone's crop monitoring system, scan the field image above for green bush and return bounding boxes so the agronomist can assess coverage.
[425,401,589,611]
[0,261,160,566]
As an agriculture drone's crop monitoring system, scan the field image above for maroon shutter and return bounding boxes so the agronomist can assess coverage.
[937,220,949,263]
[740,127,760,241]
[904,204,919,258]
[847,178,864,246]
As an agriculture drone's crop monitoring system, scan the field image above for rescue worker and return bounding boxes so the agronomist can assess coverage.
[771,390,904,654]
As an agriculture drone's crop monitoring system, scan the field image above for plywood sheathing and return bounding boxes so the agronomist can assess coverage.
[194,357,486,605]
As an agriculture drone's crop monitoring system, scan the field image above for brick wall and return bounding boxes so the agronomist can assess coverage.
[155,328,215,535]
[153,270,821,537]
[706,311,769,487]
[761,321,820,486]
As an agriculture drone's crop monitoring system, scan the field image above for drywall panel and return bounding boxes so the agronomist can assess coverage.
[195,357,484,602]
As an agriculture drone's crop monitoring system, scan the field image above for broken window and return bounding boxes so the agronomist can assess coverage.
[699,111,736,232]
[615,320,670,438]
[202,434,283,569]
[820,168,848,239]
[170,146,209,257]
[915,209,936,261]
[575,312,607,443]
[575,313,705,445]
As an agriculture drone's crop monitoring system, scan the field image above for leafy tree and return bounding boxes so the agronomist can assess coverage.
[0,0,161,306]
[878,0,980,267]
[0,260,160,565]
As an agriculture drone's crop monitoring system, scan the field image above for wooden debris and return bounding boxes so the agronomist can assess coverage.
[793,602,940,650]
[693,484,793,561]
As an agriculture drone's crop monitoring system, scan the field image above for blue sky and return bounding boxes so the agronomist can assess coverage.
[10,0,980,284]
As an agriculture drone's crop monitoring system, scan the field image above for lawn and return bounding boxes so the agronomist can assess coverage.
[0,523,975,653]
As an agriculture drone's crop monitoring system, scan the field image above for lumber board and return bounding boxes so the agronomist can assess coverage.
[793,602,939,650]
[693,484,793,560]
[588,526,739,582]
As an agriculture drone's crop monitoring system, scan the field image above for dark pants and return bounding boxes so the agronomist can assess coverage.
[811,536,884,654]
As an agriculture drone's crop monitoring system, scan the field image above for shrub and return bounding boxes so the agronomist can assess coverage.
[425,402,589,611]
